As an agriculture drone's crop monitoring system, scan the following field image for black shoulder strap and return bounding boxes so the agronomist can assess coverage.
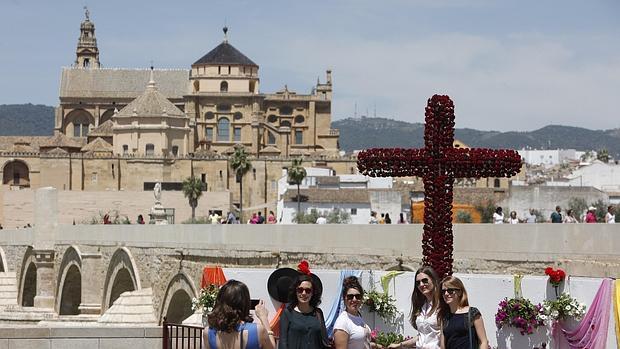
[467,308,473,349]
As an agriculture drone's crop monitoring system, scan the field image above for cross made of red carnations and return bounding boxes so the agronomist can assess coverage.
[357,95,522,278]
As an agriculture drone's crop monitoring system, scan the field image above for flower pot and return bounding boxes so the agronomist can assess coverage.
[495,326,549,349]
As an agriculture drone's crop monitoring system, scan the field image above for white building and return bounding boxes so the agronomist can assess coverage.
[517,149,582,166]
[276,167,401,223]
[565,161,620,203]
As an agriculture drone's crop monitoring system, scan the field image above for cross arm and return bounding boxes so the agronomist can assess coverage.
[357,148,429,177]
[444,148,523,178]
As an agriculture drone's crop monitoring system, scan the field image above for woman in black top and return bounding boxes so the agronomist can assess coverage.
[438,276,489,349]
[279,274,329,349]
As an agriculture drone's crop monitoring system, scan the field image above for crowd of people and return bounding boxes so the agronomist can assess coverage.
[204,265,487,349]
[368,211,408,224]
[493,205,616,224]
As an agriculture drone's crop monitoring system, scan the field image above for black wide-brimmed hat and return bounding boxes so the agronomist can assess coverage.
[267,266,323,303]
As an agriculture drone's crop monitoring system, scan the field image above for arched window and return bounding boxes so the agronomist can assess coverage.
[172,146,179,156]
[145,144,155,156]
[220,81,228,92]
[122,145,128,155]
[73,114,90,137]
[494,178,501,188]
[217,118,230,142]
[205,112,215,120]
[294,115,305,124]
[281,120,291,128]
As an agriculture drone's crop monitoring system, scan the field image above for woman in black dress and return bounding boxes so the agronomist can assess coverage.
[438,276,489,349]
[278,274,329,349]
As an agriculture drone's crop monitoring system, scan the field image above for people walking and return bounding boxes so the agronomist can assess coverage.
[550,206,563,223]
[384,213,392,224]
[605,205,616,224]
[508,211,519,224]
[493,207,504,224]
[563,209,578,223]
[397,213,408,224]
[585,207,597,223]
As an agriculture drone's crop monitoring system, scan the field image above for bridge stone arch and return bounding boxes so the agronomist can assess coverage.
[159,271,198,324]
[2,159,31,187]
[102,247,141,312]
[18,247,37,307]
[0,246,7,272]
[55,245,82,315]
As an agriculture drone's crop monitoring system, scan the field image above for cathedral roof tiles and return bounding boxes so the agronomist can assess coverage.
[193,42,257,67]
[59,68,188,99]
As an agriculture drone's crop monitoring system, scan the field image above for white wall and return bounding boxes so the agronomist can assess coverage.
[223,268,616,349]
[280,202,371,224]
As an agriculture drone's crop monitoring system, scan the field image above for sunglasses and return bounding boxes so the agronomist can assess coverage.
[346,293,363,301]
[442,288,460,296]
[416,278,430,286]
[296,287,313,295]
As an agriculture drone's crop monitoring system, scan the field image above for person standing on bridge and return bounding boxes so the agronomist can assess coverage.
[204,280,275,349]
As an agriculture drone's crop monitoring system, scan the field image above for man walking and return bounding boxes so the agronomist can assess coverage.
[550,206,563,223]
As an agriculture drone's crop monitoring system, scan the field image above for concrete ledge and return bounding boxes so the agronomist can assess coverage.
[0,326,162,349]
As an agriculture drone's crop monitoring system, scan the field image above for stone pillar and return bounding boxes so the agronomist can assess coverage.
[34,187,58,249]
[32,187,59,309]
[79,253,103,315]
[33,249,55,308]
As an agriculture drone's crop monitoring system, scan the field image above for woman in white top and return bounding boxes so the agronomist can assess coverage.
[492,207,504,224]
[508,211,519,224]
[390,266,441,349]
[334,276,379,349]
[563,209,578,223]
[605,205,616,224]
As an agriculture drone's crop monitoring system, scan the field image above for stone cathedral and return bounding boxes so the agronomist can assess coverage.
[58,11,339,158]
[0,10,351,224]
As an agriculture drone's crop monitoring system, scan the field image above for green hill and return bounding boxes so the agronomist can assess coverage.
[0,104,55,136]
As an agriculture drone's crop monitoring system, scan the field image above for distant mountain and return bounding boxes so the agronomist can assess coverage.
[0,104,54,136]
[2,105,619,157]
[333,117,620,157]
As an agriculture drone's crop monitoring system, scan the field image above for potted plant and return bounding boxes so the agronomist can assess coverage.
[495,297,546,335]
[364,290,398,322]
[542,293,586,322]
[370,328,411,347]
[191,284,219,326]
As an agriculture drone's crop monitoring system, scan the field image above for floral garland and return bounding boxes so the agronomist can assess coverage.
[495,297,546,335]
[357,95,522,277]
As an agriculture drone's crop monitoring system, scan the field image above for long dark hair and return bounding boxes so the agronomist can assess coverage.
[410,266,440,328]
[207,280,253,332]
[287,274,322,310]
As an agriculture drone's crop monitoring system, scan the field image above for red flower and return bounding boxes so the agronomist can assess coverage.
[298,260,311,275]
[545,267,565,287]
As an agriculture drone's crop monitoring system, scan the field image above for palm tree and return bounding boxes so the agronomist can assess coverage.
[230,146,252,221]
[596,148,610,163]
[288,158,307,214]
[182,176,203,223]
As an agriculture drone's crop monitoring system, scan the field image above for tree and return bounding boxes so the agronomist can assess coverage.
[182,176,203,223]
[287,158,307,214]
[474,200,496,223]
[596,148,610,163]
[230,146,252,221]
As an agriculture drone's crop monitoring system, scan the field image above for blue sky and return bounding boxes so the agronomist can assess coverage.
[0,0,618,131]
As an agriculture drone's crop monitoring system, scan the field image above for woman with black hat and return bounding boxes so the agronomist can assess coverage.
[278,271,330,349]
[203,280,275,349]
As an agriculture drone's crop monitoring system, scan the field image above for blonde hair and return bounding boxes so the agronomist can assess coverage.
[437,276,469,324]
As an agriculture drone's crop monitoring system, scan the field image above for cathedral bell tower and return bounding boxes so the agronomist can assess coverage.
[74,7,100,68]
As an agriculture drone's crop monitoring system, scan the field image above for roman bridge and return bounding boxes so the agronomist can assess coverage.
[0,188,618,327]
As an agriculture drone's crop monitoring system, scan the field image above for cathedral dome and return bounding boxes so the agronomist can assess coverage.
[193,41,257,67]
[116,72,185,118]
